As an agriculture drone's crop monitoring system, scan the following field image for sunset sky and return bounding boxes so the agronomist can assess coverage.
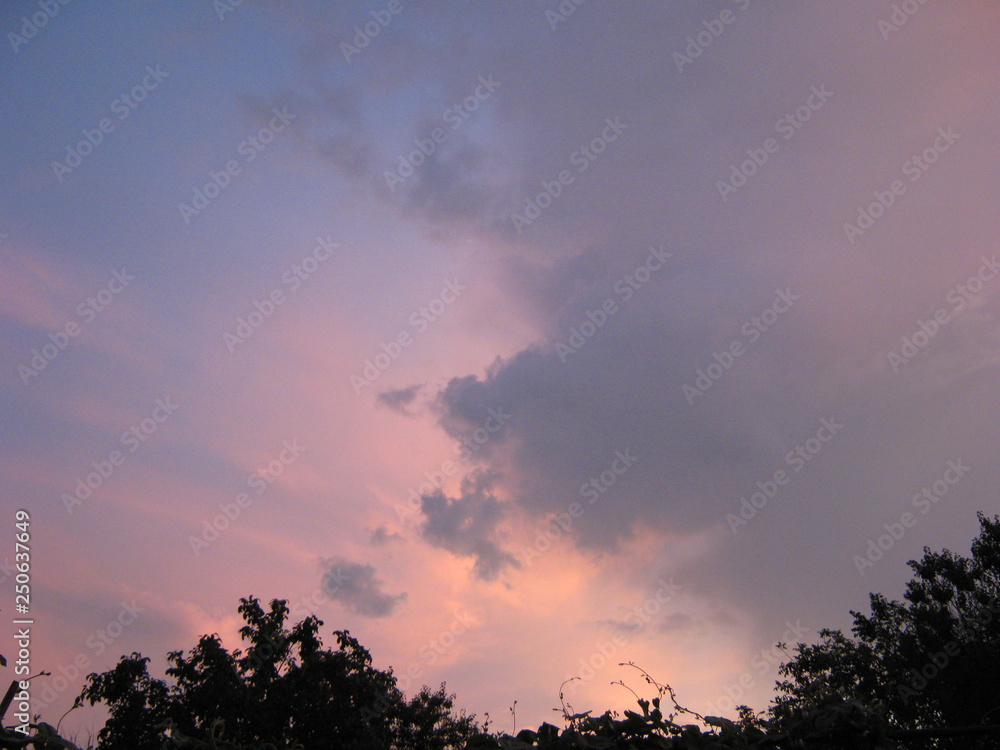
[3,0,1000,739]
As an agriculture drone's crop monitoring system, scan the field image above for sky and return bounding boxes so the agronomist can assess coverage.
[2,0,1000,740]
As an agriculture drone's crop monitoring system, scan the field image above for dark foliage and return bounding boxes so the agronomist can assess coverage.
[77,596,477,750]
[772,512,1000,747]
[6,515,1000,749]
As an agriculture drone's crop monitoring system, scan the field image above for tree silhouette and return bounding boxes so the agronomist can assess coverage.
[772,512,1000,747]
[78,596,477,750]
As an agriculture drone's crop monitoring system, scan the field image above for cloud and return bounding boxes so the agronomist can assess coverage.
[383,136,512,227]
[419,470,520,581]
[376,384,423,416]
[370,525,404,546]
[319,557,407,618]
[595,612,694,638]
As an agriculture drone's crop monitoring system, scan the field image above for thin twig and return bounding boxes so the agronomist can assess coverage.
[619,662,707,722]
[611,679,641,705]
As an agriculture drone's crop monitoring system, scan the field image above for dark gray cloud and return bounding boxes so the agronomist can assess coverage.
[420,470,520,581]
[371,2,1000,643]
[320,557,407,618]
[596,612,694,638]
[383,136,509,226]
[272,0,1000,645]
[370,525,404,546]
[376,384,423,416]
